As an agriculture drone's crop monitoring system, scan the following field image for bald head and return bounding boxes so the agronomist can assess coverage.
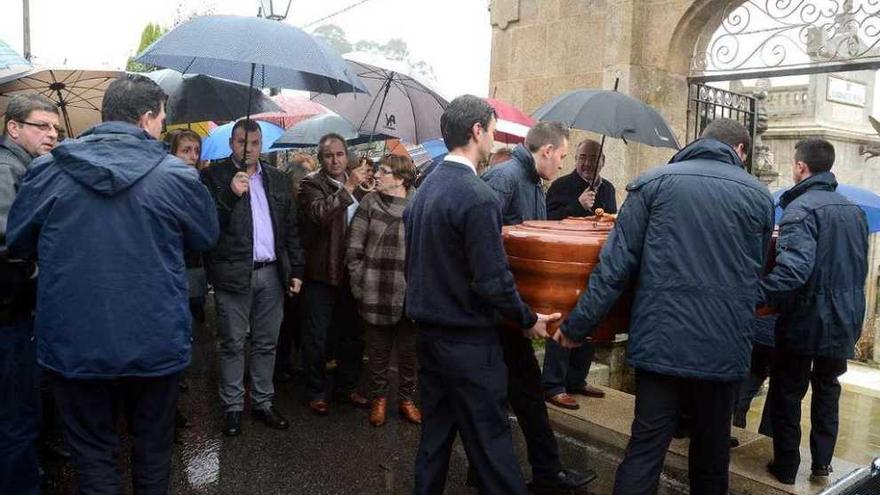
[575,139,604,181]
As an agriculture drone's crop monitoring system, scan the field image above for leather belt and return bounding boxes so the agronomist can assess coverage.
[253,260,276,270]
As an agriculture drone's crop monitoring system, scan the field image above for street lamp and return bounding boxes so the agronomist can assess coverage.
[258,0,293,21]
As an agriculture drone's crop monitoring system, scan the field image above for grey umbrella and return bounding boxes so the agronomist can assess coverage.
[311,59,448,145]
[532,87,680,150]
[271,113,358,149]
[134,15,366,96]
[144,69,280,125]
[135,15,367,159]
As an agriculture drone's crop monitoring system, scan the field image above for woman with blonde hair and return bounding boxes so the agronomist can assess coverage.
[345,155,421,426]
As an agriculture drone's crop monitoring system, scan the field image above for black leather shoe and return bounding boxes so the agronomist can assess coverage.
[223,411,242,437]
[767,461,796,485]
[275,370,293,383]
[41,439,72,461]
[252,406,290,430]
[530,468,597,494]
[812,464,833,477]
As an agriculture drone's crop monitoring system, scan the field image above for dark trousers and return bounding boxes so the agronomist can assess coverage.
[542,338,595,396]
[53,373,180,495]
[769,351,847,477]
[300,280,364,401]
[613,371,736,495]
[275,293,302,376]
[413,329,527,495]
[0,317,41,495]
[365,319,417,401]
[498,327,562,482]
[733,343,773,436]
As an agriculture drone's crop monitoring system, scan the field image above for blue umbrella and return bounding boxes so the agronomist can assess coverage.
[772,184,880,232]
[421,138,449,160]
[135,15,367,96]
[201,120,284,161]
[0,39,31,83]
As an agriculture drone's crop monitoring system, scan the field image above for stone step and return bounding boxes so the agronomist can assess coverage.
[547,385,862,495]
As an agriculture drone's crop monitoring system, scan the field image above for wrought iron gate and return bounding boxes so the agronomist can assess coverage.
[686,82,758,172]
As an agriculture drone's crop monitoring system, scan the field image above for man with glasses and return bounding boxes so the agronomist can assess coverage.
[0,94,60,494]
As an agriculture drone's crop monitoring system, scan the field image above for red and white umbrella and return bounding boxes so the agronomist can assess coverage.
[251,94,327,129]
[487,98,534,144]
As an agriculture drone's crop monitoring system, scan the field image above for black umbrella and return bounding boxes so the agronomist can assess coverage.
[144,69,280,125]
[532,83,680,150]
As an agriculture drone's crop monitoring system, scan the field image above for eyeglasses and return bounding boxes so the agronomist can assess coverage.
[16,120,62,134]
[376,166,394,175]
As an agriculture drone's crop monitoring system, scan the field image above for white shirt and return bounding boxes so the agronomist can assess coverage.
[444,153,478,176]
[327,174,359,224]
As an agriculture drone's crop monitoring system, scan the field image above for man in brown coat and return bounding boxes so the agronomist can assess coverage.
[298,133,371,415]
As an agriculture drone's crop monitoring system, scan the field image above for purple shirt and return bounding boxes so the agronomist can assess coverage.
[248,163,276,262]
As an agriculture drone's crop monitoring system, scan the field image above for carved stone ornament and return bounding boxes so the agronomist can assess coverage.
[490,0,520,30]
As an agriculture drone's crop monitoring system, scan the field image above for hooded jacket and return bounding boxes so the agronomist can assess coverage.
[7,122,219,378]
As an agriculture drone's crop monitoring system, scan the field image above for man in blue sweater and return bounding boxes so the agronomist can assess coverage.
[405,95,559,495]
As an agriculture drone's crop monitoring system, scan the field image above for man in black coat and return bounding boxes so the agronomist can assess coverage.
[762,138,869,485]
[405,95,559,495]
[545,138,617,220]
[481,122,595,493]
[554,118,775,494]
[542,138,616,408]
[201,119,304,437]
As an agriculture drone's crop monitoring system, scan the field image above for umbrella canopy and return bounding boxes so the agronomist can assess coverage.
[772,184,880,232]
[487,98,534,144]
[0,68,123,137]
[0,39,31,82]
[532,89,680,150]
[252,94,328,129]
[144,69,280,125]
[271,113,358,149]
[135,15,367,96]
[201,120,284,161]
[165,121,217,138]
[311,59,448,145]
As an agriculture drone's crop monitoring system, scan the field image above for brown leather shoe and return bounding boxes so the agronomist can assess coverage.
[369,398,387,427]
[546,393,580,410]
[308,400,329,416]
[568,383,606,398]
[398,400,422,425]
[336,391,370,409]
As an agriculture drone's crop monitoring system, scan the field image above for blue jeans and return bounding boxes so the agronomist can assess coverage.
[0,317,41,495]
[541,339,594,396]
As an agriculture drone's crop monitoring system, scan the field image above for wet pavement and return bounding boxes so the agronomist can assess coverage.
[43,309,689,495]
[743,380,880,466]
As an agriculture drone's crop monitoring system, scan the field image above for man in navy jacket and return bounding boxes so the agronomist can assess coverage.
[554,118,775,494]
[405,95,559,495]
[762,139,868,485]
[7,75,218,494]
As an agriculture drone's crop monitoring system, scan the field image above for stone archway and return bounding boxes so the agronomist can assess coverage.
[488,0,748,185]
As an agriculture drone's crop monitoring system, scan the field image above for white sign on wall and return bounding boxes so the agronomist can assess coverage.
[826,76,867,107]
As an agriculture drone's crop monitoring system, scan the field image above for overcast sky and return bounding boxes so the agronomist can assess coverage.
[0,0,492,99]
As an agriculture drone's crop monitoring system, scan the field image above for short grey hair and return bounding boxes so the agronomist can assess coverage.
[4,94,59,135]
